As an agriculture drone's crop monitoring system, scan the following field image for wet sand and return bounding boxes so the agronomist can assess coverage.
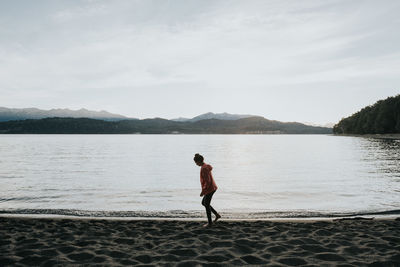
[1,216,399,266]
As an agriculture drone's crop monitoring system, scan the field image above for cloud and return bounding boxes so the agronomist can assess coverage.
[51,3,108,22]
[0,0,399,122]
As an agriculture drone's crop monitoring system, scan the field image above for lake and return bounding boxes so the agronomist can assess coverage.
[0,134,399,218]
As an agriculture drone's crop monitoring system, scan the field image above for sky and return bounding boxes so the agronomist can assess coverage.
[0,0,399,124]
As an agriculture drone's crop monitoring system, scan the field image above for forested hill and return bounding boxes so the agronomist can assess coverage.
[333,94,400,134]
[0,116,332,134]
[0,107,131,122]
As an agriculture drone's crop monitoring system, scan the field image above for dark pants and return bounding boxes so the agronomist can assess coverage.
[202,190,218,224]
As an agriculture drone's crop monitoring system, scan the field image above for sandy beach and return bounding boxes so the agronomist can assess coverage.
[0,216,399,266]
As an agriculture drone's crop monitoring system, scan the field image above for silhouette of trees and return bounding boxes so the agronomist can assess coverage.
[333,94,400,134]
[0,117,332,134]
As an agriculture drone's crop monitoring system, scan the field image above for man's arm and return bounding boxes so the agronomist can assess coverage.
[200,168,210,196]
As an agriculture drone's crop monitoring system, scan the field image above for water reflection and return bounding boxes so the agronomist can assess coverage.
[0,135,399,215]
[359,138,400,176]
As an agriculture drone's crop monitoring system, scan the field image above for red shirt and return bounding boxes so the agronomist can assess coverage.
[200,163,218,196]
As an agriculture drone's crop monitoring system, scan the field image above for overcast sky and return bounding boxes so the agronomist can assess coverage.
[1,0,399,124]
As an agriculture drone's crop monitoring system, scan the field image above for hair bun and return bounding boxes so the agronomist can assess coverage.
[193,153,204,163]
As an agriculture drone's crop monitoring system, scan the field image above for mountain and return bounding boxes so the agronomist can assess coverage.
[333,94,400,134]
[172,112,255,122]
[171,117,191,122]
[302,122,335,128]
[0,107,135,122]
[0,116,332,134]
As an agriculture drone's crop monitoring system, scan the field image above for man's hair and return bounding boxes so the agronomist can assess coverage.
[193,153,204,163]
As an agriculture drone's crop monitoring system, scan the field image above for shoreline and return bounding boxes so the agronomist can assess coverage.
[1,216,399,266]
[334,133,400,139]
[1,213,399,222]
[2,208,399,219]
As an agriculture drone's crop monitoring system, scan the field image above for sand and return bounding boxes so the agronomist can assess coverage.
[0,216,399,266]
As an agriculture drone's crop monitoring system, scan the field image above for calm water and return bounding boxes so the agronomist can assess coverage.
[0,135,399,218]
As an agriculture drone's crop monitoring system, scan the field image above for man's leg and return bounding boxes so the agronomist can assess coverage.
[202,193,213,225]
[210,206,218,216]
[207,191,221,221]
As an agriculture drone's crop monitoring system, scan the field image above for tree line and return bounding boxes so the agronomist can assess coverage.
[0,116,332,134]
[333,94,400,134]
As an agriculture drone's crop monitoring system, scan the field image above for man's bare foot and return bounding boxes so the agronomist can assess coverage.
[203,223,212,228]
[214,213,221,223]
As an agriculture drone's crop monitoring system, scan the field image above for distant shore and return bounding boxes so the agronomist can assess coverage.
[0,116,332,134]
[335,133,400,140]
[1,216,399,266]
